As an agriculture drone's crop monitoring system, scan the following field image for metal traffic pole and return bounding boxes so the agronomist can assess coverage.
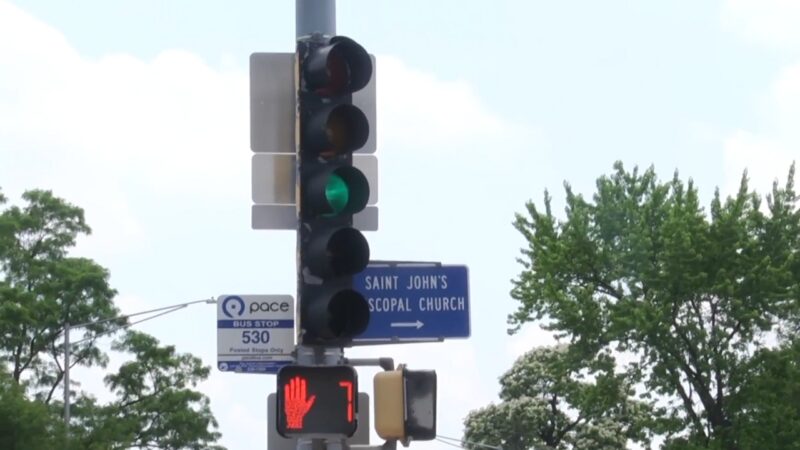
[296,0,336,39]
[64,321,70,427]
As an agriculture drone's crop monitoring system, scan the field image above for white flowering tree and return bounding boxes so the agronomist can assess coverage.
[463,345,652,450]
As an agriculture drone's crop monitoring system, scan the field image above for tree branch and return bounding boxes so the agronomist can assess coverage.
[12,337,24,381]
[17,333,40,376]
[721,321,743,347]
[689,296,706,347]
[44,370,63,404]
[669,317,717,416]
[556,411,585,443]
[591,270,623,300]
[668,366,705,440]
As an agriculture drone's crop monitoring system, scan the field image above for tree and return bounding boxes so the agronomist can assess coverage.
[0,188,224,449]
[67,331,223,450]
[726,339,800,449]
[0,365,63,450]
[463,344,652,450]
[508,162,800,448]
[0,189,120,403]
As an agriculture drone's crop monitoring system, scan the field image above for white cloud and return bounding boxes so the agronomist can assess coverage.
[723,130,795,196]
[377,56,527,152]
[0,1,249,203]
[0,2,540,449]
[722,63,800,197]
[113,293,155,316]
[506,324,557,360]
[0,1,248,259]
[772,63,800,129]
[721,0,800,202]
[722,0,800,49]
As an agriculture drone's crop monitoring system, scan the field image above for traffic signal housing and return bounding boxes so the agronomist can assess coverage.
[374,366,437,443]
[297,35,373,345]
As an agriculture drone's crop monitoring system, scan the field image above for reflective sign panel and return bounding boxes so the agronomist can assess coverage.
[276,365,358,437]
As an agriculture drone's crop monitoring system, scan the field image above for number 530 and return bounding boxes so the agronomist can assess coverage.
[242,330,270,344]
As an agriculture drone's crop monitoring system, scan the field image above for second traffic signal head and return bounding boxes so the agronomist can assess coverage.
[374,367,437,443]
[297,35,374,346]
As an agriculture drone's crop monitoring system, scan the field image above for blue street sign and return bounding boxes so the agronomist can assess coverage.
[352,264,470,342]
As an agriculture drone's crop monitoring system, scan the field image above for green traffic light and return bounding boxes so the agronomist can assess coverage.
[325,173,349,215]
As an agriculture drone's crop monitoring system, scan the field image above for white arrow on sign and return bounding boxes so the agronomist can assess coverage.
[390,320,424,329]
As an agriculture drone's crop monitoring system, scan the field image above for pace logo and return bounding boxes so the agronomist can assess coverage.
[221,295,246,318]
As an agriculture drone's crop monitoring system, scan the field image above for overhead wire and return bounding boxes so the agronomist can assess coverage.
[71,305,188,346]
[436,438,468,449]
[436,434,503,450]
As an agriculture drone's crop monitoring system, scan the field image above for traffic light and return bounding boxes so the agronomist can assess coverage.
[297,35,373,345]
[374,366,437,443]
[276,365,359,437]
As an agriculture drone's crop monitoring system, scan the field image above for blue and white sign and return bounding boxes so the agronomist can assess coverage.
[216,294,295,374]
[352,264,470,342]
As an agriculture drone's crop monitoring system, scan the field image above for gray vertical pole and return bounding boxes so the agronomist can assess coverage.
[64,323,70,429]
[295,2,339,450]
[296,0,336,38]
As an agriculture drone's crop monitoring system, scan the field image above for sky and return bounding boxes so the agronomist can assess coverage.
[1,0,800,449]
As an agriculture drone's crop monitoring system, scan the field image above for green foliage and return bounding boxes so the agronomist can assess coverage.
[102,331,222,449]
[727,339,800,449]
[508,162,800,448]
[0,366,63,450]
[0,189,120,402]
[0,188,224,449]
[61,332,223,450]
[464,345,653,450]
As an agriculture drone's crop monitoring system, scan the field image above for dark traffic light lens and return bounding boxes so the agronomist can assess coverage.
[304,104,368,157]
[327,227,369,276]
[324,104,368,156]
[305,226,370,278]
[328,289,369,337]
[325,46,351,95]
[304,36,373,96]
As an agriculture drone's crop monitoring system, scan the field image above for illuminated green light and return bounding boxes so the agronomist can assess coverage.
[325,173,349,215]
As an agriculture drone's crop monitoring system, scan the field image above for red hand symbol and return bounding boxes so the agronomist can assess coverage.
[284,376,316,429]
